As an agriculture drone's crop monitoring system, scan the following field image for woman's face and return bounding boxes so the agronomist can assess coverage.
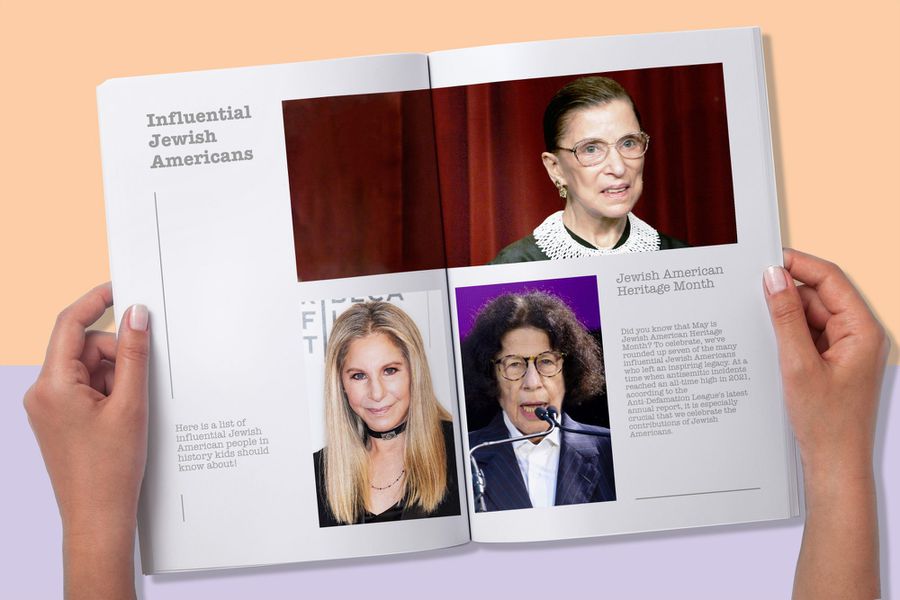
[495,326,565,436]
[341,332,411,434]
[543,99,645,223]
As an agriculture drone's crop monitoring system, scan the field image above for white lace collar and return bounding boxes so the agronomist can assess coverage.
[533,211,660,259]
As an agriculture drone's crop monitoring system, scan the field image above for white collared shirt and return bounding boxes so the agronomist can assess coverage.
[502,411,561,508]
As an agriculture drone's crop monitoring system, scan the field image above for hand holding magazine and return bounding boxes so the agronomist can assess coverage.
[96,27,798,573]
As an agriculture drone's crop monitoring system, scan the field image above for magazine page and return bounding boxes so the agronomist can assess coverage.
[97,53,468,573]
[428,28,799,542]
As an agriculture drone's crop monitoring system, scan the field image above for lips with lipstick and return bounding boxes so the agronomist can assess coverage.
[602,183,630,198]
[361,402,408,433]
[366,404,396,417]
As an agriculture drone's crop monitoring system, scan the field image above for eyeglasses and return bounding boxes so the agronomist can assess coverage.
[556,132,650,167]
[493,351,565,381]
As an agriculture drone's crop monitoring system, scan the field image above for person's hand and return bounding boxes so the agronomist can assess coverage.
[24,283,149,600]
[764,249,888,599]
[764,249,888,480]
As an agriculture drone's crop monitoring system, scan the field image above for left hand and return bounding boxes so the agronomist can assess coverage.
[24,283,149,599]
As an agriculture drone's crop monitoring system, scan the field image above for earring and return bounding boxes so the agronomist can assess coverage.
[555,180,568,199]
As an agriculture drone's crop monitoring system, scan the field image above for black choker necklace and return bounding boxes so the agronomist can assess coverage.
[365,421,407,440]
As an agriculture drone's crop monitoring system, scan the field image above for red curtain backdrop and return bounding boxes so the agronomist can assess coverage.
[283,65,737,281]
[431,64,738,267]
[284,90,446,282]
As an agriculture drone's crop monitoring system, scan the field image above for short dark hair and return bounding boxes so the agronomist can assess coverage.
[543,76,642,152]
[461,291,605,417]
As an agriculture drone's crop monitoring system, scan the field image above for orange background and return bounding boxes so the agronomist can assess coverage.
[2,0,898,364]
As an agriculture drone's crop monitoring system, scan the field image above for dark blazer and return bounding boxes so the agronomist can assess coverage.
[313,419,460,527]
[468,412,616,511]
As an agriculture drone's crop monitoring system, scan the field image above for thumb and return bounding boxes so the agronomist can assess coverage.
[763,266,819,378]
[113,304,150,400]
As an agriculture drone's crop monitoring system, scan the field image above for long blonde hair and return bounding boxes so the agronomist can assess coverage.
[323,301,451,524]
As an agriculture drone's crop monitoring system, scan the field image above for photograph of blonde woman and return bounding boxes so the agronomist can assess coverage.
[312,301,460,526]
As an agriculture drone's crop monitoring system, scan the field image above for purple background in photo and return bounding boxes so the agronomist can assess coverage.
[455,275,600,341]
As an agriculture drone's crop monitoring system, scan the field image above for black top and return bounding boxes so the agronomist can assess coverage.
[313,420,461,527]
[490,217,688,265]
[468,412,616,512]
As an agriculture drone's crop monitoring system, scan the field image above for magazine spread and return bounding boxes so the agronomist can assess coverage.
[97,27,797,573]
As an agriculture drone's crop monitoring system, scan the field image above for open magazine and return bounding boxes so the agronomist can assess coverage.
[97,27,797,574]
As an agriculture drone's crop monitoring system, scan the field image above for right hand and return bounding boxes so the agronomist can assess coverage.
[764,249,888,479]
[764,248,888,599]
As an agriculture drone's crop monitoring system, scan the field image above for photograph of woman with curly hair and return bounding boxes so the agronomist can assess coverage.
[458,277,615,512]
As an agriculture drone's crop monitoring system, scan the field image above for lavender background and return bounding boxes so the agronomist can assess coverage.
[455,275,601,340]
[3,364,897,599]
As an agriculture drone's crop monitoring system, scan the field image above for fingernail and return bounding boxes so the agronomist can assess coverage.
[129,304,149,331]
[764,266,787,294]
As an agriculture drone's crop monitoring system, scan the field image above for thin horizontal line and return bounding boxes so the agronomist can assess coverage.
[636,486,760,501]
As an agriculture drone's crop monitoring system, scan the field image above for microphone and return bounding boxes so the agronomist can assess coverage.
[469,411,558,512]
[545,405,608,437]
[470,455,487,514]
[534,406,555,426]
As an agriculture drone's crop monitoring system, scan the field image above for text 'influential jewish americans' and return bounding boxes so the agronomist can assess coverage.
[146,105,254,170]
